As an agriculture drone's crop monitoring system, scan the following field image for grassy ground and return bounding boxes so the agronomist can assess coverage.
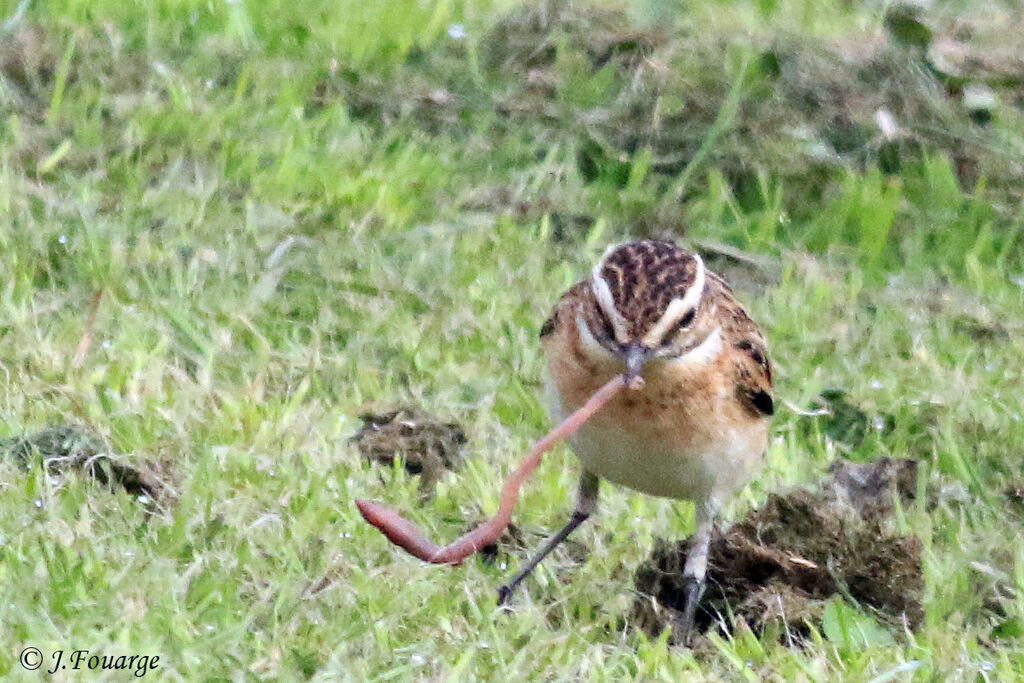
[1,0,1023,679]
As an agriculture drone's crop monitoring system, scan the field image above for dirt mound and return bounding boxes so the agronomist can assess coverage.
[633,458,923,645]
[352,407,468,500]
[2,424,164,502]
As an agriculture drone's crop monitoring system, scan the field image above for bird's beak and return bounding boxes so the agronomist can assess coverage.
[622,341,651,390]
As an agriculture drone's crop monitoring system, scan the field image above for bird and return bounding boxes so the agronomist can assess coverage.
[497,238,774,645]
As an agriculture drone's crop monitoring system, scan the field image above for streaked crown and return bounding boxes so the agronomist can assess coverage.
[590,240,706,347]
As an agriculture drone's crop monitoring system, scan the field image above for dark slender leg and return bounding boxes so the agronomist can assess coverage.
[677,499,716,646]
[497,471,599,605]
[678,576,704,647]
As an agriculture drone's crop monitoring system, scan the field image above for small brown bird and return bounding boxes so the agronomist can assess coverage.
[498,239,774,644]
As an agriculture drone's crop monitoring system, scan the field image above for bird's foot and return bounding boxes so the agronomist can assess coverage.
[678,575,704,647]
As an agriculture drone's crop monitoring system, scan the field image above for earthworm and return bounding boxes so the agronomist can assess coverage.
[355,372,637,564]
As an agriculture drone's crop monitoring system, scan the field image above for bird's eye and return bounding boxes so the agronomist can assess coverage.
[662,309,696,347]
[676,309,696,330]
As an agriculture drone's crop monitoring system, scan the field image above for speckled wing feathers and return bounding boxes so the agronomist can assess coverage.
[540,280,607,343]
[706,272,774,417]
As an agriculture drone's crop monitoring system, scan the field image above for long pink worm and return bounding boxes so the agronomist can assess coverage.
[355,373,636,565]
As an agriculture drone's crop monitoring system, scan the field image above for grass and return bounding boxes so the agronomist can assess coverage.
[1,0,1023,679]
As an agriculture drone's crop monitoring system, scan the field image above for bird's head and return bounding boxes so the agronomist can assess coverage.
[580,240,711,385]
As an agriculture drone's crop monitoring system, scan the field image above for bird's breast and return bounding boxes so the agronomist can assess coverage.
[542,317,766,500]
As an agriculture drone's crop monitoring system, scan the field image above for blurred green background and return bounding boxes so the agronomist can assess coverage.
[1,0,1023,679]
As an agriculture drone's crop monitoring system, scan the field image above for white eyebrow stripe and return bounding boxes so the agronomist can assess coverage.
[575,309,617,361]
[641,254,705,347]
[590,244,631,344]
[667,324,722,368]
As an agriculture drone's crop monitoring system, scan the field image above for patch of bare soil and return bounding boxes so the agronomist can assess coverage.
[0,25,66,111]
[1006,483,1024,512]
[351,407,468,500]
[632,457,923,645]
[1,424,165,502]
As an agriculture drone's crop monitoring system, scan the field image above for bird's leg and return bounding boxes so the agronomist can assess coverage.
[678,498,717,646]
[497,470,599,605]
